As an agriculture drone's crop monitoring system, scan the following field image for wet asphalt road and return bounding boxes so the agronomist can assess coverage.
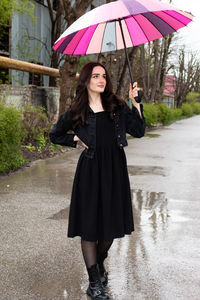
[0,116,200,300]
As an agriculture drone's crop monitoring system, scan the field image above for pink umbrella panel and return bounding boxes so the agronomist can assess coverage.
[53,0,193,55]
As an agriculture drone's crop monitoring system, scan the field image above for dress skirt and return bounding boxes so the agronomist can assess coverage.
[67,111,134,241]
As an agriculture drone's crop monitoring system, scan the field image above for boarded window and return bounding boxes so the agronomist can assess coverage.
[0,25,9,84]
[29,62,44,86]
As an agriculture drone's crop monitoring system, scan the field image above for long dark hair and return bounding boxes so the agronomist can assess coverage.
[70,62,125,128]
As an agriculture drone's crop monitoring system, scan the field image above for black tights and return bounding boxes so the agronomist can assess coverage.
[81,239,113,268]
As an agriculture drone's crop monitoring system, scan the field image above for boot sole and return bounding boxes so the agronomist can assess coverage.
[86,288,101,300]
[86,288,109,300]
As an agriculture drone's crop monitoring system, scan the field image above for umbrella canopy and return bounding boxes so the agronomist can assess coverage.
[53,0,193,55]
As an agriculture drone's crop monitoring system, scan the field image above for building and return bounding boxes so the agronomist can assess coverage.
[6,0,52,86]
[163,75,177,108]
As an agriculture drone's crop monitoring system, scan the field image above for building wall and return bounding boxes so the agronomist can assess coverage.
[163,96,175,109]
[10,0,52,86]
[0,85,59,122]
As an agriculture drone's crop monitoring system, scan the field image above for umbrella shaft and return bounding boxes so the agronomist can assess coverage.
[118,19,134,86]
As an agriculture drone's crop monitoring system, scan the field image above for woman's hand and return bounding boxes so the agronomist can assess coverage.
[74,135,88,149]
[129,82,142,118]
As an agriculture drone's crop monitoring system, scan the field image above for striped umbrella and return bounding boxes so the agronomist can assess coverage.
[53,0,193,99]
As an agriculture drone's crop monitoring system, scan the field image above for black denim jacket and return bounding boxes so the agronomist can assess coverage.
[49,103,146,159]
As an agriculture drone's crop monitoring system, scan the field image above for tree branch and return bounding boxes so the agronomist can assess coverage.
[46,0,54,24]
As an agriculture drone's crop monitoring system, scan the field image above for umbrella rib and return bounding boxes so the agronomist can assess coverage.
[148,15,167,39]
[71,27,89,55]
[122,17,134,48]
[141,13,165,39]
[86,24,99,54]
[100,22,107,53]
[115,20,117,50]
[162,10,188,26]
[118,18,134,85]
[131,15,151,43]
[151,11,178,32]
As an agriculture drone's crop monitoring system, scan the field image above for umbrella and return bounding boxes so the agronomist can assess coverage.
[53,0,193,101]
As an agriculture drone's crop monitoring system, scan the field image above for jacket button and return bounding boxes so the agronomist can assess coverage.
[118,135,120,138]
[120,143,123,147]
[113,113,115,116]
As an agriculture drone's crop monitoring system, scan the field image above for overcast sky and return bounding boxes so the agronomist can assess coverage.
[162,0,200,54]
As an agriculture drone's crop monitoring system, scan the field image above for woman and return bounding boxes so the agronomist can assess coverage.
[50,62,145,300]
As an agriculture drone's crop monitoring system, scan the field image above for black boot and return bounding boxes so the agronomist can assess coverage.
[97,252,108,287]
[87,264,109,300]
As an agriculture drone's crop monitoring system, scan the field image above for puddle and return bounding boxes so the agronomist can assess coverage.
[48,189,169,227]
[128,165,166,177]
[132,189,169,228]
[38,189,191,300]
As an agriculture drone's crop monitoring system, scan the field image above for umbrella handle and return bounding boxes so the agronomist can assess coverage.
[134,90,142,104]
[129,90,142,108]
[118,19,142,103]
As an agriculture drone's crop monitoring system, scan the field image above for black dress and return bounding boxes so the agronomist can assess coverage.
[67,111,134,241]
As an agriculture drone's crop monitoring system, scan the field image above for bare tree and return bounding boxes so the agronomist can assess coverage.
[139,33,174,103]
[130,0,175,103]
[115,46,139,97]
[59,1,96,115]
[174,49,200,107]
[98,45,139,99]
[140,42,153,102]
[193,64,200,93]
[159,35,173,97]
[46,0,64,86]
[46,0,94,114]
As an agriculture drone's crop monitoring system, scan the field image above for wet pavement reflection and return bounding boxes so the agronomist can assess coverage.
[1,116,200,299]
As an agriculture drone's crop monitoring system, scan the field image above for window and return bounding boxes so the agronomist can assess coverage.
[29,62,43,86]
[0,25,9,84]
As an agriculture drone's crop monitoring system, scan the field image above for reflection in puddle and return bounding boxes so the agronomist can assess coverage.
[132,189,169,238]
[128,165,166,177]
[108,190,169,299]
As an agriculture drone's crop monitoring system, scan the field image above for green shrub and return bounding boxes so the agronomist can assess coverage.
[143,104,158,127]
[21,144,36,152]
[21,104,51,147]
[0,103,63,173]
[49,143,62,154]
[0,103,25,172]
[157,103,172,125]
[38,133,46,149]
[181,103,194,117]
[170,108,183,120]
[191,102,200,114]
[186,92,200,103]
[143,103,185,127]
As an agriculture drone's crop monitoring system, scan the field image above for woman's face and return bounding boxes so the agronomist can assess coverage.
[87,66,106,94]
